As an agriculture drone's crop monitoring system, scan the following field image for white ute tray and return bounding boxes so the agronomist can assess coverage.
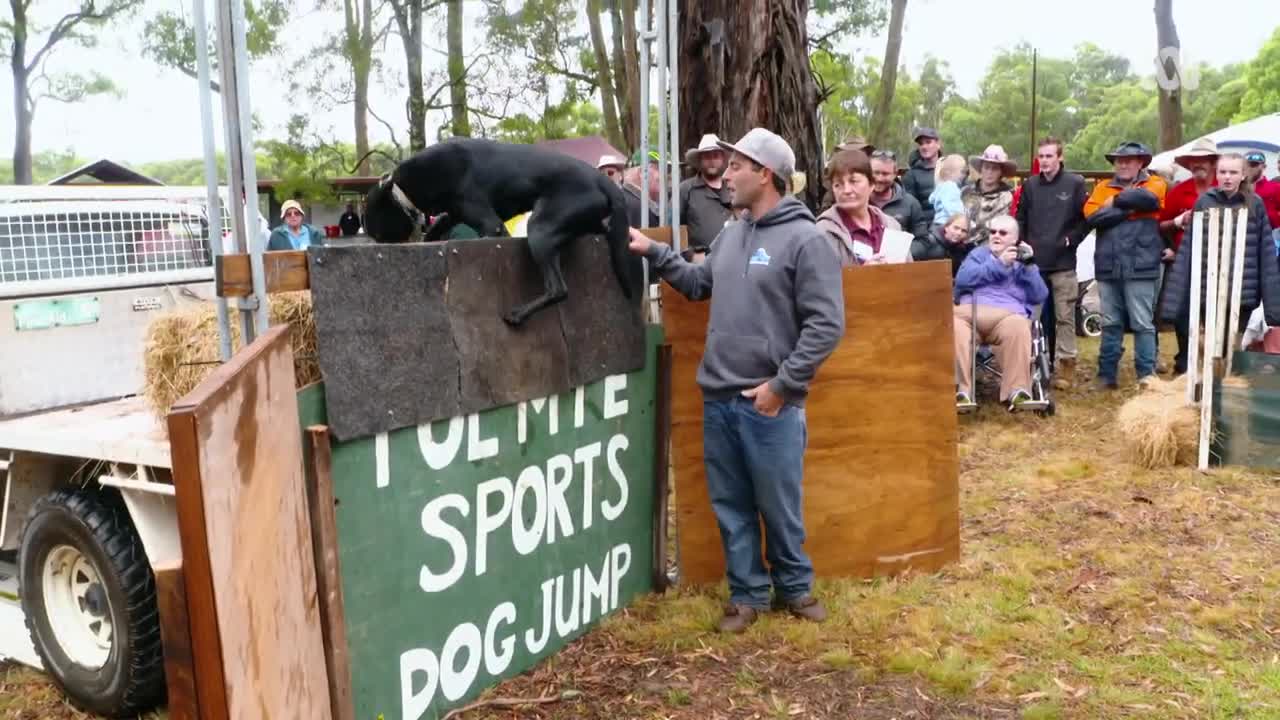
[0,397,170,470]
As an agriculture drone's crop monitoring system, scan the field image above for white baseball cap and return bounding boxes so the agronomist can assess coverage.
[716,128,796,180]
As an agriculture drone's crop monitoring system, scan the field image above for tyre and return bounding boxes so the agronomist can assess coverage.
[18,488,165,717]
[1082,312,1102,338]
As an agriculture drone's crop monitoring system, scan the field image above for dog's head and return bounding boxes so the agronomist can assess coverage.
[363,174,417,244]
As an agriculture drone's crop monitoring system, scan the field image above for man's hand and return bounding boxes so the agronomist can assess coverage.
[1176,210,1192,229]
[1162,248,1175,261]
[628,227,654,255]
[1063,235,1072,247]
[864,253,887,265]
[742,381,784,417]
[999,246,1019,266]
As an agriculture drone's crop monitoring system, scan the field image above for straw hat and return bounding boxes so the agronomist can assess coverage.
[596,154,626,170]
[1174,137,1219,169]
[969,145,1017,175]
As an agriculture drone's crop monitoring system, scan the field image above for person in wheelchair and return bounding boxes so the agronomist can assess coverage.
[953,216,1049,411]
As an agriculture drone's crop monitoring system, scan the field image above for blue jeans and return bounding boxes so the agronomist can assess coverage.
[702,397,812,609]
[1097,278,1157,382]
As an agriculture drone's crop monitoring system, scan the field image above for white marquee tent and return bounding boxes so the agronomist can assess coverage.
[1152,112,1280,179]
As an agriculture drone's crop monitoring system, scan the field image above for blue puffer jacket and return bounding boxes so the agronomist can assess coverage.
[1159,188,1280,326]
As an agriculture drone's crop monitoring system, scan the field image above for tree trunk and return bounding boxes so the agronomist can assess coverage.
[867,0,907,148]
[10,0,33,185]
[1154,0,1183,150]
[610,0,639,152]
[446,0,471,137]
[678,0,823,209]
[391,0,426,152]
[348,0,373,173]
[586,0,624,150]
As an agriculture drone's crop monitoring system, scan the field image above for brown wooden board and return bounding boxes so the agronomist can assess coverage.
[307,239,645,441]
[304,426,354,720]
[663,260,961,584]
[215,250,309,297]
[153,561,199,720]
[307,243,459,441]
[167,325,333,720]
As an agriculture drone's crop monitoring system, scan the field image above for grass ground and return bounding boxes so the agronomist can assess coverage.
[4,334,1279,719]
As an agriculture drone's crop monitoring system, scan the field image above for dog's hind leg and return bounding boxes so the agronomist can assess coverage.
[502,235,570,327]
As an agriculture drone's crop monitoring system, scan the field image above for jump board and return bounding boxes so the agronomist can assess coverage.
[307,237,645,441]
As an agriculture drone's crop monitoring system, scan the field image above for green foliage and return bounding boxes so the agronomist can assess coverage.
[1234,26,1280,123]
[0,149,93,184]
[141,0,288,87]
[494,99,604,144]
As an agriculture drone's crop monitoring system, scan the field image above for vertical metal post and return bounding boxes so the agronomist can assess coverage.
[214,0,255,344]
[1029,48,1038,171]
[193,0,232,361]
[655,0,667,229]
[227,0,270,334]
[666,0,680,250]
[638,0,651,229]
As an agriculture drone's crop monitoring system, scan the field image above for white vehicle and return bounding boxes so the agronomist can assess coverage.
[0,185,237,716]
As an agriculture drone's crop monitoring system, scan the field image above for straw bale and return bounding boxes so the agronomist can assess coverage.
[1116,375,1200,469]
[142,292,319,418]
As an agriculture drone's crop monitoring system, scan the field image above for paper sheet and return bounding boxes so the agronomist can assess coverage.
[881,229,914,263]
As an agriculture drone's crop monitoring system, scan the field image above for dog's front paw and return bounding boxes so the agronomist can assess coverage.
[501,309,526,327]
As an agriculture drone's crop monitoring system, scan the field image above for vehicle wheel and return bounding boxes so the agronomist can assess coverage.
[18,488,165,718]
[1083,313,1102,338]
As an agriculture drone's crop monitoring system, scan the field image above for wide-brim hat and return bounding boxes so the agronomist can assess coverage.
[1104,141,1153,167]
[1174,137,1219,169]
[968,144,1017,175]
[596,154,626,170]
[685,133,725,165]
[836,135,875,154]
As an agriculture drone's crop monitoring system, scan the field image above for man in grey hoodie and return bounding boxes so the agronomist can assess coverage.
[628,128,846,633]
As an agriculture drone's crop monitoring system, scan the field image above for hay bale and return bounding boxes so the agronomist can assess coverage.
[142,292,320,418]
[1116,375,1200,468]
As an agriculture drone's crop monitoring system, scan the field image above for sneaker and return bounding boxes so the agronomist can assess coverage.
[778,595,827,623]
[1137,374,1157,390]
[717,604,760,633]
[955,391,976,409]
[1007,389,1032,410]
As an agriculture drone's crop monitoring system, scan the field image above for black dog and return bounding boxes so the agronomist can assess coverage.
[363,138,644,327]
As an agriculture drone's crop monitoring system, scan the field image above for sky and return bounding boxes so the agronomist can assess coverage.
[0,0,1275,167]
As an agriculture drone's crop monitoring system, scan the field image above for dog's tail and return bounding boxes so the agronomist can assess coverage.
[600,175,644,300]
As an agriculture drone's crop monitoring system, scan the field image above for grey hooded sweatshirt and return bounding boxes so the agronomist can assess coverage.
[645,196,846,405]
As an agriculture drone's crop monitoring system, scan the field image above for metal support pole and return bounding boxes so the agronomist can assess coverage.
[666,0,680,250]
[193,0,232,362]
[638,0,652,229]
[655,2,667,230]
[227,0,270,334]
[214,0,254,345]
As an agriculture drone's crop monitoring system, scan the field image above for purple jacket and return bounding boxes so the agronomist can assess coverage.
[954,245,1048,317]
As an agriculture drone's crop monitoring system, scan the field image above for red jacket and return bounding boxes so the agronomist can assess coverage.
[1256,176,1280,229]
[1160,177,1215,252]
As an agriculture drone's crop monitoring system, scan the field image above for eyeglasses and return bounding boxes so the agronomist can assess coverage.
[991,229,1013,237]
[285,210,302,217]
[870,150,896,161]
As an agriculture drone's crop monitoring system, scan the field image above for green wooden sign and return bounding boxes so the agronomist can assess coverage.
[300,325,662,720]
[13,297,100,331]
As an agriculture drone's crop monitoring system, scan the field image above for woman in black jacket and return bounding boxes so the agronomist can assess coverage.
[1159,153,1280,369]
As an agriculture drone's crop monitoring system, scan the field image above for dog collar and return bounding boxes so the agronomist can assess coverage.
[382,175,428,237]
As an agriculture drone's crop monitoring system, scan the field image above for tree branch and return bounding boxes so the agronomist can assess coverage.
[368,104,404,159]
[27,1,141,73]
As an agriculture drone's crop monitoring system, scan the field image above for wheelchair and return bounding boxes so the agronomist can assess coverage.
[957,293,1056,417]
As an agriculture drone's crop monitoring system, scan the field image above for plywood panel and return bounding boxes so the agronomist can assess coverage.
[663,260,960,584]
[168,325,333,720]
[153,562,199,720]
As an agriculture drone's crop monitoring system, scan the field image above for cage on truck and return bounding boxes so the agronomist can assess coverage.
[0,184,246,717]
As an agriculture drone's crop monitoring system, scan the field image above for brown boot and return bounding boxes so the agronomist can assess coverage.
[1052,358,1076,391]
[717,604,760,633]
[780,595,827,623]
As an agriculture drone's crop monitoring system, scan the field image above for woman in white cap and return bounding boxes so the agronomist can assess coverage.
[267,199,325,251]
